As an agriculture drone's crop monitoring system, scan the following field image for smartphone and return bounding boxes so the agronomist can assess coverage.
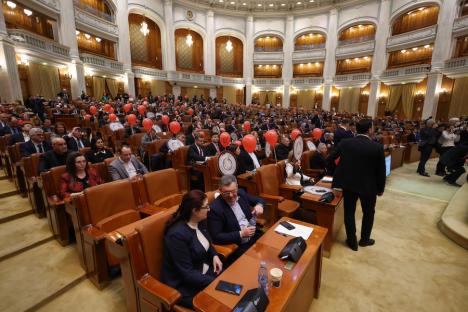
[215,280,243,296]
[280,221,295,231]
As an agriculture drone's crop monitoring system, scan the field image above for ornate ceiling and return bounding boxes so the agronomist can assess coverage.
[182,0,347,12]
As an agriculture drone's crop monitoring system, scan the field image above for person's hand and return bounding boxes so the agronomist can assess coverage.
[378,192,384,196]
[240,226,256,238]
[252,204,263,216]
[213,255,223,275]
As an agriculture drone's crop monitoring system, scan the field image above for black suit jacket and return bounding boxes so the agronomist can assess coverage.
[309,152,326,170]
[21,140,52,157]
[328,135,386,195]
[207,188,265,245]
[205,142,223,157]
[66,137,90,152]
[334,127,354,146]
[274,144,290,161]
[39,150,71,173]
[238,148,255,174]
[9,132,26,145]
[160,221,217,306]
[187,144,206,163]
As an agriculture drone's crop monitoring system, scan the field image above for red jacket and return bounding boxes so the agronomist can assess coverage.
[59,168,103,199]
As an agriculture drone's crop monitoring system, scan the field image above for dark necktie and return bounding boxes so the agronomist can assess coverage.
[37,143,44,153]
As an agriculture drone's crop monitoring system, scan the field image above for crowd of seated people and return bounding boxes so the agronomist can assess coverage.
[0,90,467,309]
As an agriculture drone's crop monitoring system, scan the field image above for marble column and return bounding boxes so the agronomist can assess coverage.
[60,0,85,99]
[0,4,22,103]
[244,15,254,105]
[322,9,338,111]
[206,11,215,75]
[367,79,381,117]
[422,73,443,119]
[116,0,135,96]
[164,0,176,71]
[282,15,293,109]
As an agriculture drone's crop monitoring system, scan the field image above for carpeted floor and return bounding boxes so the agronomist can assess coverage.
[0,159,466,312]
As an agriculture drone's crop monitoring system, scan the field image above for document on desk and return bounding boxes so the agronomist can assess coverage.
[321,176,333,183]
[275,222,313,240]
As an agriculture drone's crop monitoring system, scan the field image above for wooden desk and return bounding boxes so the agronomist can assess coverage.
[390,146,405,170]
[194,218,327,312]
[299,180,344,258]
[237,172,259,196]
[403,143,420,163]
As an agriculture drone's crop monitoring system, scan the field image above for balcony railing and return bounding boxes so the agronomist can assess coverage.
[335,73,371,83]
[336,40,375,58]
[294,43,326,51]
[443,56,468,77]
[254,47,283,52]
[387,25,437,50]
[8,28,70,58]
[133,67,168,79]
[291,77,323,87]
[453,15,468,36]
[73,0,114,22]
[292,49,326,62]
[381,64,430,83]
[253,79,284,86]
[81,53,123,71]
[338,35,375,46]
[253,52,284,63]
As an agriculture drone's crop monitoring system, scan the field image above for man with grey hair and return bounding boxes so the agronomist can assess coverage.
[21,127,51,157]
[417,119,438,177]
[208,174,265,263]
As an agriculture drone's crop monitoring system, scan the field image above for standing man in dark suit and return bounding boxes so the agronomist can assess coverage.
[327,119,386,251]
[208,175,265,263]
[417,119,438,177]
[21,128,52,157]
[334,119,354,146]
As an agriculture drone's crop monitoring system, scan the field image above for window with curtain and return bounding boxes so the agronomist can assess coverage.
[338,88,361,113]
[105,78,118,99]
[449,77,468,117]
[297,90,316,110]
[93,76,106,99]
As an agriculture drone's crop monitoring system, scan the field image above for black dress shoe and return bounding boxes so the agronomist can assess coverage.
[346,239,358,251]
[359,239,375,247]
[435,172,446,177]
[446,181,462,187]
[419,172,430,177]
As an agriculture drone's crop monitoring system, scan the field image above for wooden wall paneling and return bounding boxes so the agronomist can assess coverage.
[128,14,162,69]
[339,24,375,41]
[293,62,324,77]
[392,6,439,36]
[295,33,326,48]
[79,0,112,15]
[254,65,282,78]
[387,46,433,68]
[3,2,55,39]
[236,89,244,105]
[165,82,173,95]
[175,29,204,73]
[215,36,243,77]
[436,76,455,121]
[453,36,468,58]
[254,36,283,51]
[77,32,116,59]
[336,57,372,74]
[330,86,340,112]
[85,76,93,97]
[117,82,124,94]
[58,68,71,95]
[216,86,223,100]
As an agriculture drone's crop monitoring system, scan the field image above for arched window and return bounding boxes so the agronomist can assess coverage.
[338,24,376,45]
[254,36,283,52]
[294,33,326,50]
[392,6,439,36]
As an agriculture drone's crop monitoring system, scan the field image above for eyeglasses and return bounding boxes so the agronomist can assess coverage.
[221,189,238,196]
[200,205,210,210]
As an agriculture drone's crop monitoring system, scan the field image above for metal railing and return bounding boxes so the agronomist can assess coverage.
[8,28,70,58]
[80,53,123,71]
[338,35,375,46]
[294,43,326,51]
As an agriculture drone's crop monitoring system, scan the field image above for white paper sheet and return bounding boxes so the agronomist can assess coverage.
[275,222,313,240]
[321,176,333,183]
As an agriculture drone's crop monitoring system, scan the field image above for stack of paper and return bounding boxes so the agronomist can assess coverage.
[275,222,313,240]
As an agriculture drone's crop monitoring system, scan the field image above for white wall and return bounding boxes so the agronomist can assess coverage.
[294,14,328,36]
[338,1,379,31]
[254,18,285,38]
[214,15,245,35]
[173,4,207,30]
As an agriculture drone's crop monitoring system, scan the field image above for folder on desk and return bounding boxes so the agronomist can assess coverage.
[275,222,313,240]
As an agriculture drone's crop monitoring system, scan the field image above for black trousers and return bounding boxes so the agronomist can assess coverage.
[343,189,377,242]
[436,147,452,174]
[444,165,466,183]
[417,145,433,174]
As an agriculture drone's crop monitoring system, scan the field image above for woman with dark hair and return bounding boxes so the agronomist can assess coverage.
[86,137,114,164]
[59,152,103,199]
[161,190,223,308]
[53,122,67,138]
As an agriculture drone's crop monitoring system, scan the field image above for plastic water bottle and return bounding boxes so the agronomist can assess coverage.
[249,214,257,227]
[258,261,269,295]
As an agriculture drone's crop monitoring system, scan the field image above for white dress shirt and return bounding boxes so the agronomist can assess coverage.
[187,223,210,274]
[248,152,261,169]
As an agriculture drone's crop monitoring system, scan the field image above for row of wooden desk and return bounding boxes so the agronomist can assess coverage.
[194,218,328,312]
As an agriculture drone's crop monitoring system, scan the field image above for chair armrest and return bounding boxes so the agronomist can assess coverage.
[138,274,181,310]
[47,195,64,207]
[82,224,107,243]
[139,205,166,217]
[213,244,238,259]
[259,193,284,203]
[304,168,324,178]
[154,193,183,208]
[279,184,303,200]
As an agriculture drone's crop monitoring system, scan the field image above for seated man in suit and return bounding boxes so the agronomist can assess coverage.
[205,133,223,156]
[108,145,148,181]
[275,135,291,161]
[187,132,207,190]
[208,174,265,264]
[21,127,52,157]
[39,137,71,172]
[66,127,90,151]
[310,143,328,170]
[9,122,32,145]
[238,146,261,174]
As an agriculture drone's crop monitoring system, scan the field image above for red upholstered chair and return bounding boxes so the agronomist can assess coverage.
[21,153,46,217]
[171,146,191,191]
[106,207,195,312]
[255,164,300,225]
[301,150,325,180]
[142,168,184,209]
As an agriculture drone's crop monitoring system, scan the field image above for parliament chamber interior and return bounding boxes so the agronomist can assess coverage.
[0,0,467,311]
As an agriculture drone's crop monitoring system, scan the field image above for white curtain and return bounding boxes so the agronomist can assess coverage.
[223,86,236,104]
[150,80,166,96]
[449,77,468,117]
[28,63,61,100]
[338,87,360,113]
[297,90,316,110]
[93,77,105,100]
[259,91,267,105]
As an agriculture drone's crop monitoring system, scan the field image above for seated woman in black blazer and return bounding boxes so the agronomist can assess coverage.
[86,137,114,164]
[161,190,223,308]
